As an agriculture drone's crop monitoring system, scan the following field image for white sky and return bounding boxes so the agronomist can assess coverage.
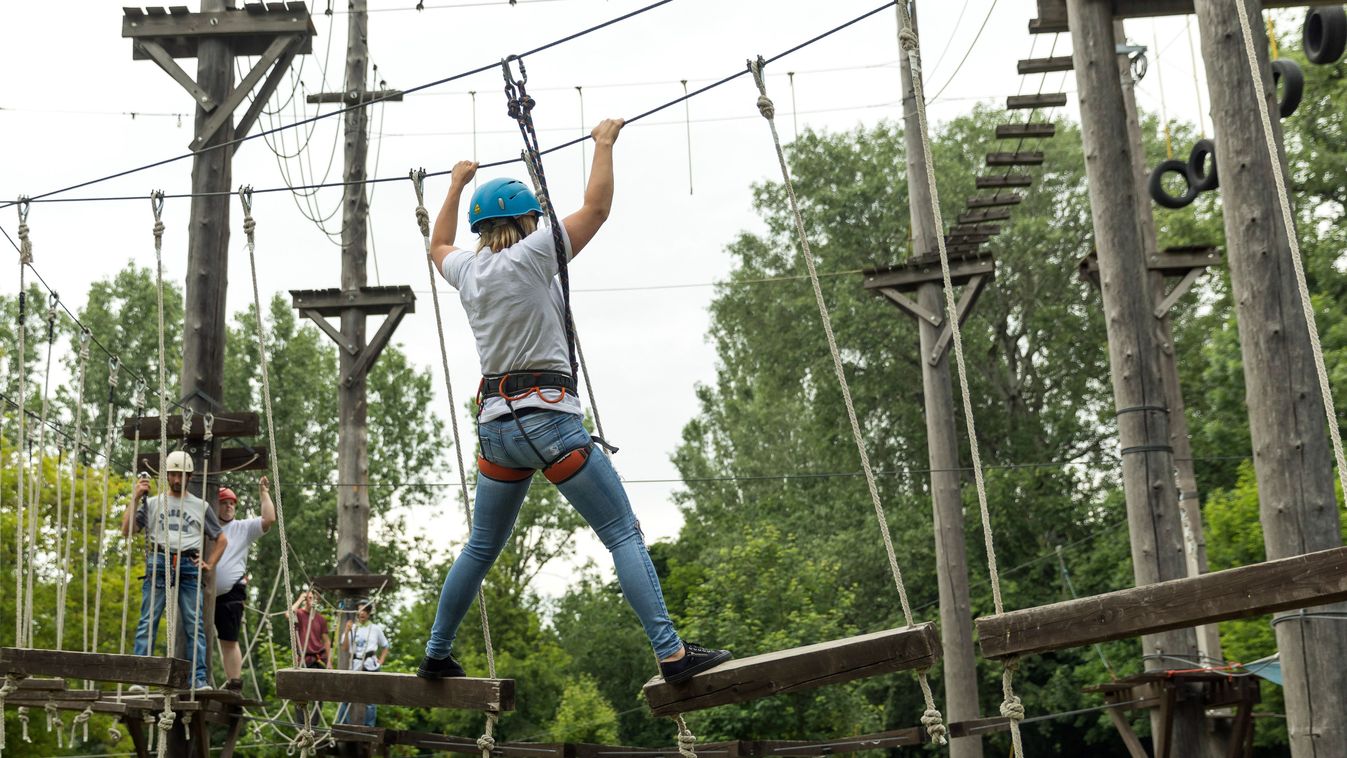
[2,0,1239,597]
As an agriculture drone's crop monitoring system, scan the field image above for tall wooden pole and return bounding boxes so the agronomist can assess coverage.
[899,5,982,754]
[1190,2,1347,753]
[1064,3,1211,753]
[1113,21,1222,664]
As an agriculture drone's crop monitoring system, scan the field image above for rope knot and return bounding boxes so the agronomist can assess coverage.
[415,205,431,239]
[243,217,256,238]
[674,715,698,758]
[17,706,30,742]
[756,95,775,120]
[898,28,919,51]
[999,694,1025,721]
[72,705,93,745]
[152,220,165,242]
[0,676,19,699]
[108,725,123,743]
[17,223,33,264]
[921,708,948,745]
[476,733,497,752]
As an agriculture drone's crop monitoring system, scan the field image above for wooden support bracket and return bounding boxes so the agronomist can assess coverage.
[975,544,1347,659]
[929,274,990,365]
[275,669,515,711]
[877,288,943,327]
[191,33,303,150]
[133,39,217,111]
[291,286,417,386]
[0,649,191,688]
[122,411,259,440]
[124,5,315,58]
[233,36,306,142]
[863,256,995,292]
[642,624,941,717]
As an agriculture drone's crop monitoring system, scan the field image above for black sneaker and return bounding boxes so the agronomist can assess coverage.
[659,642,732,685]
[417,653,467,679]
[223,678,243,693]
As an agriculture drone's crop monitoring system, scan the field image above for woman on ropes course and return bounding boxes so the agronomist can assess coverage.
[416,118,730,684]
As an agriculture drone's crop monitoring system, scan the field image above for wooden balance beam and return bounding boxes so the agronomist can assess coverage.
[642,624,940,717]
[977,545,1347,659]
[275,669,514,711]
[0,649,191,689]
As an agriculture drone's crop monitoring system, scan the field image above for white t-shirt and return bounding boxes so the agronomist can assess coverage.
[348,622,389,671]
[135,492,221,553]
[214,517,265,594]
[440,223,584,423]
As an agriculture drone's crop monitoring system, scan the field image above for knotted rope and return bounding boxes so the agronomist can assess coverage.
[12,211,30,648]
[893,0,1025,748]
[674,715,698,758]
[746,56,946,745]
[16,707,30,743]
[147,190,176,665]
[16,197,32,265]
[188,413,215,698]
[92,357,121,655]
[71,705,93,745]
[119,380,148,692]
[143,711,156,754]
[58,328,93,652]
[44,700,64,749]
[0,675,20,751]
[21,293,59,649]
[155,695,175,758]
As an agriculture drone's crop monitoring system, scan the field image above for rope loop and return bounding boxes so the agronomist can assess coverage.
[239,186,256,240]
[16,196,33,264]
[898,27,919,51]
[921,708,948,744]
[17,706,30,742]
[108,725,122,744]
[181,406,195,441]
[71,705,93,745]
[674,715,698,758]
[150,191,165,242]
[412,168,431,238]
[203,412,215,442]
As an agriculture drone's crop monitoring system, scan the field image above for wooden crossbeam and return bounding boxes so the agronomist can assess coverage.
[310,573,398,592]
[570,743,748,758]
[124,6,315,59]
[135,446,269,474]
[307,89,405,105]
[386,732,566,757]
[275,669,514,711]
[1018,56,1074,74]
[967,193,1023,208]
[751,729,925,756]
[290,286,416,318]
[996,122,1056,139]
[15,677,66,691]
[976,174,1032,189]
[0,650,190,688]
[958,208,1012,224]
[987,151,1045,167]
[1007,93,1068,110]
[122,412,259,440]
[976,545,1347,659]
[864,256,996,295]
[642,624,940,717]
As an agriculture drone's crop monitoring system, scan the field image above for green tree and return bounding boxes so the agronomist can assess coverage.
[551,674,620,743]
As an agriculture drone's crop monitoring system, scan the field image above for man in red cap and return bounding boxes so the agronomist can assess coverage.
[213,477,276,691]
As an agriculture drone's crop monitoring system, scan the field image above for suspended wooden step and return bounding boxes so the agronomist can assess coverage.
[977,545,1347,659]
[996,122,1056,139]
[275,669,514,711]
[976,174,1032,189]
[966,193,1023,208]
[950,224,1002,237]
[1018,56,1074,74]
[0,649,190,689]
[330,724,387,745]
[385,731,567,757]
[1007,93,1068,110]
[958,208,1012,224]
[642,624,940,717]
[987,151,1044,167]
[15,677,67,692]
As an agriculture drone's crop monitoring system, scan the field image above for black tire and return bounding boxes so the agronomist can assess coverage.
[1305,6,1347,65]
[1149,159,1198,209]
[1272,58,1305,119]
[1187,139,1219,193]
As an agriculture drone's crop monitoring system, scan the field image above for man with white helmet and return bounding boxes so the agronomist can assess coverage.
[212,477,275,692]
[121,450,226,690]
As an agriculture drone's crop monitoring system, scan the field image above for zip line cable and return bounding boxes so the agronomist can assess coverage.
[7,0,898,206]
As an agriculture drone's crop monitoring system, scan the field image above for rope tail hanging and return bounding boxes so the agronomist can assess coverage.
[148,191,175,667]
[410,170,502,757]
[13,197,32,649]
[238,186,317,756]
[746,56,948,747]
[119,379,148,700]
[57,328,92,653]
[25,291,60,649]
[91,357,120,657]
[893,0,1028,747]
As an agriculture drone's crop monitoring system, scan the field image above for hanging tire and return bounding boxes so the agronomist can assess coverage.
[1149,159,1198,209]
[1304,6,1347,65]
[1272,59,1305,118]
[1187,139,1219,193]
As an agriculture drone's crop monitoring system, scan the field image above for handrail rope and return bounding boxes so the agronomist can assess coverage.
[410,170,502,757]
[746,57,946,747]
[9,0,897,207]
[187,413,215,699]
[54,443,66,647]
[148,191,178,681]
[239,186,316,755]
[80,420,92,661]
[12,203,30,647]
[56,329,91,652]
[117,380,147,699]
[4,0,678,209]
[1230,0,1347,497]
[24,293,59,649]
[892,1,1025,752]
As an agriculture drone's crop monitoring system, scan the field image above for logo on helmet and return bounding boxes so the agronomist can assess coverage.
[474,203,481,214]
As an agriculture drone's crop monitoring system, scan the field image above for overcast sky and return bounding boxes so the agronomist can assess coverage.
[2,0,1254,597]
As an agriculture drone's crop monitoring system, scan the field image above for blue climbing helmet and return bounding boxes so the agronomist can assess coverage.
[468,177,542,233]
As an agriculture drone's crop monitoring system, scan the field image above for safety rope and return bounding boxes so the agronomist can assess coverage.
[239,186,314,755]
[91,357,120,655]
[410,171,502,758]
[0,675,20,751]
[57,329,91,652]
[155,694,175,758]
[119,380,147,692]
[1231,0,1347,498]
[44,700,64,749]
[71,704,92,745]
[746,56,947,747]
[20,293,58,649]
[187,412,214,698]
[893,0,1026,747]
[147,190,176,668]
[13,201,30,647]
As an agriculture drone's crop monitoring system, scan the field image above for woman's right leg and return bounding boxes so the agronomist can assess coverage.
[424,472,532,659]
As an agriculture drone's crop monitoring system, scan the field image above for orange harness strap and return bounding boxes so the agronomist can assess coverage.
[543,446,591,485]
[477,456,534,483]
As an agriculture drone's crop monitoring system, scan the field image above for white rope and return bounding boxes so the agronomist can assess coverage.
[1230,0,1347,497]
[188,413,214,697]
[71,705,92,745]
[58,329,92,651]
[92,357,120,655]
[24,296,58,648]
[149,190,176,664]
[746,57,946,747]
[155,694,175,758]
[12,201,32,649]
[119,381,147,690]
[892,1,1025,748]
[0,675,20,751]
[44,700,64,749]
[16,707,30,743]
[673,714,698,758]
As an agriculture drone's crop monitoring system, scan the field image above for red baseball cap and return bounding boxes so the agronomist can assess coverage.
[218,487,238,503]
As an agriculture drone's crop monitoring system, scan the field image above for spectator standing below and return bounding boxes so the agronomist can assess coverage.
[336,601,389,727]
[213,477,276,692]
[121,451,226,690]
[290,589,331,669]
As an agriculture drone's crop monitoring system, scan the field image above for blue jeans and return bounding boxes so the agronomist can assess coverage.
[335,702,377,727]
[133,553,209,688]
[426,410,682,660]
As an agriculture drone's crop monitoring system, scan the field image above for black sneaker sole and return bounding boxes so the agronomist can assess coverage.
[663,650,733,685]
[416,664,466,679]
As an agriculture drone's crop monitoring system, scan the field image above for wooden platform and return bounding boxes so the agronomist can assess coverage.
[275,669,514,711]
[996,122,1056,139]
[975,174,1032,189]
[977,545,1347,659]
[1018,56,1074,74]
[987,151,1044,167]
[1007,93,1068,110]
[310,573,398,592]
[642,624,940,717]
[958,208,1012,224]
[0,649,191,689]
[966,193,1023,208]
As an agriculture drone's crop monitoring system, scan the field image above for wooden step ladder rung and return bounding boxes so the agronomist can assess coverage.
[996,122,1057,139]
[966,193,1023,208]
[987,151,1045,167]
[1007,93,1068,110]
[1018,56,1074,74]
[950,224,1002,237]
[958,208,1012,224]
[275,670,515,711]
[976,174,1033,189]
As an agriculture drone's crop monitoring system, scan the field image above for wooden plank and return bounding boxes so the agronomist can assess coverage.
[386,732,565,757]
[987,151,1044,166]
[289,286,418,318]
[1007,93,1068,110]
[1018,56,1074,74]
[975,174,1032,189]
[136,446,268,473]
[642,624,940,717]
[1029,17,1069,34]
[275,669,514,711]
[1116,0,1343,18]
[123,8,147,19]
[949,224,1001,237]
[751,729,924,755]
[123,8,315,39]
[996,122,1056,139]
[122,411,259,440]
[146,7,168,16]
[169,5,190,14]
[569,742,747,758]
[966,193,1023,208]
[306,89,406,105]
[310,574,398,592]
[15,677,67,691]
[0,650,190,688]
[1147,250,1222,272]
[958,208,1011,224]
[330,724,386,744]
[976,545,1347,659]
[863,254,996,292]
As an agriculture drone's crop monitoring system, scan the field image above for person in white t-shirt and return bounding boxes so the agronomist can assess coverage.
[336,601,389,727]
[417,119,730,686]
[212,477,276,691]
